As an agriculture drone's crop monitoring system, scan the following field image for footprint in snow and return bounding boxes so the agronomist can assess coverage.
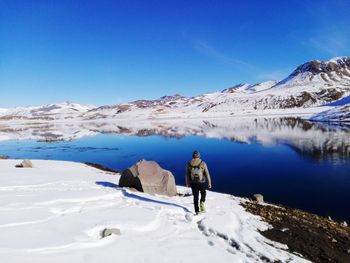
[185,212,206,223]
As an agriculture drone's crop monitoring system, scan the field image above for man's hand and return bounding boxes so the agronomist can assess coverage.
[208,183,212,189]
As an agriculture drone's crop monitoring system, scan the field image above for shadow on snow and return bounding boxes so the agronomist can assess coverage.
[95,181,190,213]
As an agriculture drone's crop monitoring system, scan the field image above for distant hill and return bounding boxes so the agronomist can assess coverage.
[1,57,349,121]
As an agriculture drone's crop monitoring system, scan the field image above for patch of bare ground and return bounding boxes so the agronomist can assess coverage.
[243,201,350,263]
[85,162,119,174]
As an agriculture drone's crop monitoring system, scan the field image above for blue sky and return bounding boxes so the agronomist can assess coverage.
[1,0,349,107]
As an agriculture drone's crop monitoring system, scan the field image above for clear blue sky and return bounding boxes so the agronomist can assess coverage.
[1,0,349,107]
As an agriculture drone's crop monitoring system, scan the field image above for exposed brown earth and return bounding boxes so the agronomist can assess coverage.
[84,162,119,174]
[243,201,350,263]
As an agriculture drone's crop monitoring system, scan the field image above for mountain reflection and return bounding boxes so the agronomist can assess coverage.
[0,118,349,163]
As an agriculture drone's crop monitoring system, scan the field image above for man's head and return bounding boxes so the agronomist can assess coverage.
[192,150,200,159]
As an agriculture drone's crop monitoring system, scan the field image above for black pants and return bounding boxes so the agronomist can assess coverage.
[191,183,206,213]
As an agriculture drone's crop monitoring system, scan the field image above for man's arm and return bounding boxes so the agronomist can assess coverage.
[203,162,212,188]
[185,163,190,187]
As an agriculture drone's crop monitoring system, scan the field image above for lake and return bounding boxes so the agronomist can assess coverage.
[0,117,350,222]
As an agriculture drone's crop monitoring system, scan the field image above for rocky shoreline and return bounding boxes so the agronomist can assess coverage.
[243,201,350,263]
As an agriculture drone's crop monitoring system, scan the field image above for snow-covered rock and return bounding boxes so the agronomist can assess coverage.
[0,159,309,262]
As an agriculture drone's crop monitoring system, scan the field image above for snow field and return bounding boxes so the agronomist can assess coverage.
[0,160,309,262]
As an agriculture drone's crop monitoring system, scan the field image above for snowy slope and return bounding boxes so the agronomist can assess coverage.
[275,57,350,89]
[310,104,350,122]
[0,160,309,263]
[81,57,350,120]
[326,95,350,106]
[222,80,278,94]
[0,102,95,121]
[203,57,350,112]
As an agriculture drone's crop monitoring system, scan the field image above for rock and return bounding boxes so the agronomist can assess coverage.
[253,194,264,203]
[0,155,9,159]
[22,159,33,168]
[342,221,348,227]
[347,249,350,254]
[101,228,121,238]
[119,159,177,196]
[15,159,33,168]
[331,238,337,243]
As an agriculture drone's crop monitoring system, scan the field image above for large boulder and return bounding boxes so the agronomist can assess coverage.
[15,159,33,168]
[119,159,177,196]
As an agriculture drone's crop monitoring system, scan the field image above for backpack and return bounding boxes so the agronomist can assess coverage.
[189,161,204,183]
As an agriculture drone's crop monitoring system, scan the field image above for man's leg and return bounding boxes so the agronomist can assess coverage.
[191,184,200,214]
[199,183,206,212]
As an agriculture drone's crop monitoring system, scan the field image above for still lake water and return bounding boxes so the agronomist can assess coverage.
[0,117,350,221]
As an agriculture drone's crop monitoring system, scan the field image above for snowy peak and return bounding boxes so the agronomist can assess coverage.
[84,94,191,120]
[291,57,350,77]
[159,94,186,101]
[130,94,187,108]
[222,83,251,93]
[275,57,350,88]
[36,101,94,113]
[222,81,278,94]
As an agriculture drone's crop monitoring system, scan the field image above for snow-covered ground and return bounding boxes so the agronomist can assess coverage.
[0,160,309,262]
[310,104,350,122]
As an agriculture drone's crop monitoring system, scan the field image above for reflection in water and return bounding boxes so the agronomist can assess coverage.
[0,118,349,163]
[1,118,350,222]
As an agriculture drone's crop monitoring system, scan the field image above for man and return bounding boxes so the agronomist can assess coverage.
[186,150,212,215]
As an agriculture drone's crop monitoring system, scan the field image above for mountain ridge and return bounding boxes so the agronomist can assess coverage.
[1,56,350,121]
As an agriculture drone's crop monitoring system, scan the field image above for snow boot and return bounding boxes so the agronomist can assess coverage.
[199,201,205,213]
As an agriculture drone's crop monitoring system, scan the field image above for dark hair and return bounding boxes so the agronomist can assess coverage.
[192,150,200,158]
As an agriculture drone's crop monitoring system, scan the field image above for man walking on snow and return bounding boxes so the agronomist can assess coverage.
[186,150,212,215]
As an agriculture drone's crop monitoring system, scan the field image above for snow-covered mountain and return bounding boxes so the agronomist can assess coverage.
[82,57,350,120]
[1,57,350,122]
[0,102,95,121]
[221,80,278,94]
[275,57,350,89]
